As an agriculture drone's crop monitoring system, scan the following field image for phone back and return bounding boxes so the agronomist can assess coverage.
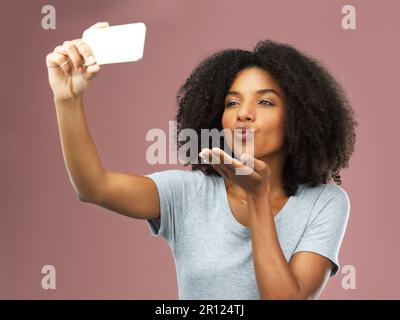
[82,22,146,65]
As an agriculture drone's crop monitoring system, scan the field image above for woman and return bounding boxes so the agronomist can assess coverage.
[46,22,358,300]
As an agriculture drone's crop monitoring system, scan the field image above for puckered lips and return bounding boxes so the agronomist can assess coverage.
[233,125,255,141]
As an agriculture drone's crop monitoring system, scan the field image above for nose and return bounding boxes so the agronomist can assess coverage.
[236,103,255,122]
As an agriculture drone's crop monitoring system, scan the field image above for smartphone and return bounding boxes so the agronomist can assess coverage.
[82,22,146,65]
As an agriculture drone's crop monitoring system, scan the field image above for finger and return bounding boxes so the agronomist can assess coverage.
[211,147,244,170]
[209,149,236,180]
[46,52,72,75]
[213,148,255,183]
[200,148,234,167]
[209,148,221,165]
[62,41,83,73]
[210,147,256,179]
[71,39,96,66]
[240,152,267,174]
[52,45,68,57]
[88,21,110,29]
[211,148,257,178]
[46,50,66,67]
[82,63,100,81]
[200,148,247,182]
[203,150,229,178]
[210,149,235,177]
[52,46,73,73]
[199,148,211,164]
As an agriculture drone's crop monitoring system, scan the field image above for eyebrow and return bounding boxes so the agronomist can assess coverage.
[226,88,281,98]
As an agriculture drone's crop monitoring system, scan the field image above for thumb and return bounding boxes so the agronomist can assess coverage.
[81,63,100,81]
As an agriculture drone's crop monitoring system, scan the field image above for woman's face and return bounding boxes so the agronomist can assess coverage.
[221,67,287,160]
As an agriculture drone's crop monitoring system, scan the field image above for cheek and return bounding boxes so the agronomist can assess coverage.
[258,113,286,143]
[221,112,233,149]
[221,112,228,128]
[221,109,235,128]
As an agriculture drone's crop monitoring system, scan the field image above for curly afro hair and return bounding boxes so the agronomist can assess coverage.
[175,39,358,196]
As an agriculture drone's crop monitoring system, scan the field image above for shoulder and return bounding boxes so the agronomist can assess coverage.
[318,183,350,208]
[300,182,349,204]
[301,182,350,221]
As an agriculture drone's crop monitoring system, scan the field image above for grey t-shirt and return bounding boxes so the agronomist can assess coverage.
[145,169,350,300]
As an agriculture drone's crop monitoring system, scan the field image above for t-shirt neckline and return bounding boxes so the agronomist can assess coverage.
[218,176,300,234]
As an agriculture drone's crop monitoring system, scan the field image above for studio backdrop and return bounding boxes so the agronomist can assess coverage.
[1,0,399,299]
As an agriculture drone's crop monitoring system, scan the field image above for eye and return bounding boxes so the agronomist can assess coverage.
[225,101,238,107]
[225,100,274,108]
[259,100,274,106]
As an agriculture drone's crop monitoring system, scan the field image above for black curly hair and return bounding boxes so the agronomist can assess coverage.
[175,39,358,197]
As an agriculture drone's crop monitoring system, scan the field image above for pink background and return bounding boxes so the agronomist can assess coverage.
[1,0,399,299]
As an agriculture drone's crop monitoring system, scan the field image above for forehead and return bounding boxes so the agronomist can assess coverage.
[226,67,283,97]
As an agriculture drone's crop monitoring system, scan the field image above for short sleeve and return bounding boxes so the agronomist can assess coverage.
[144,169,205,249]
[293,184,350,277]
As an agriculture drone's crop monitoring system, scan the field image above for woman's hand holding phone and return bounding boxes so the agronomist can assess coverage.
[46,22,109,101]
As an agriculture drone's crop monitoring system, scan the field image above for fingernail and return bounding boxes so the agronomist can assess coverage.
[87,64,100,73]
[199,151,209,163]
[85,56,96,65]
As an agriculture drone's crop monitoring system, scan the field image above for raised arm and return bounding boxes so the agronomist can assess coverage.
[46,22,160,220]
